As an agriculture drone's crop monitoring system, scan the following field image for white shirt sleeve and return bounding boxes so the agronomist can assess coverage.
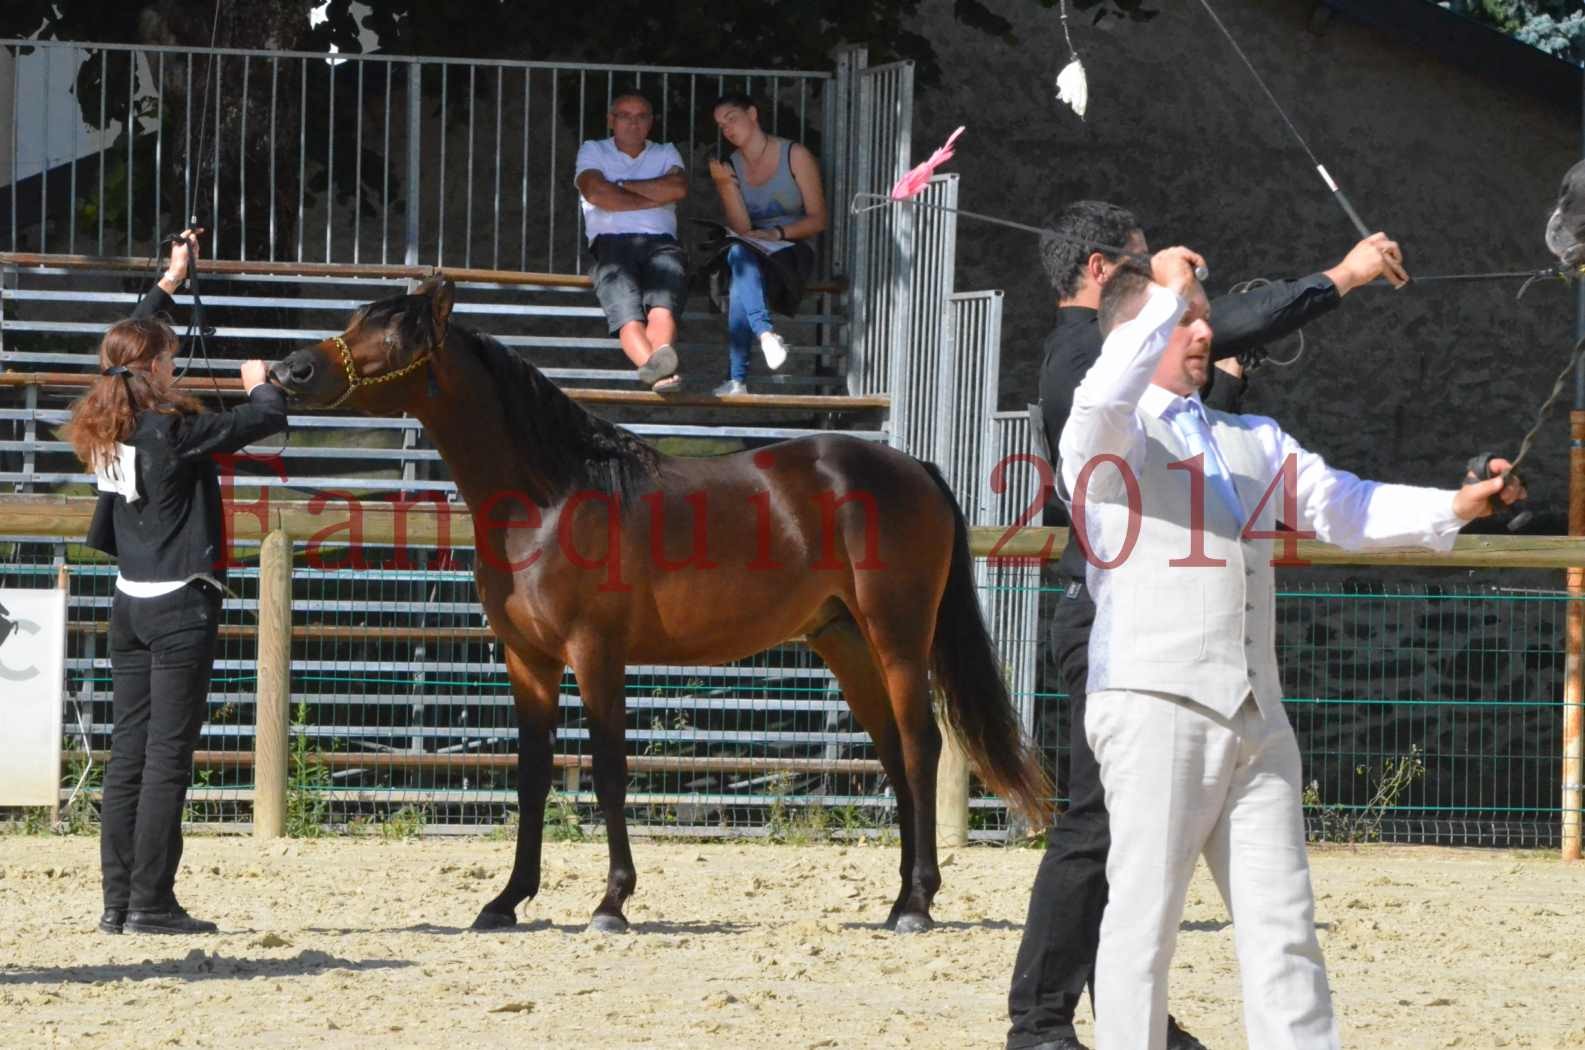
[574,139,603,181]
[659,142,685,175]
[1057,283,1186,501]
[1254,418,1466,551]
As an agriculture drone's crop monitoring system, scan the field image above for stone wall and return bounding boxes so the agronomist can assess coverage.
[911,0,1580,513]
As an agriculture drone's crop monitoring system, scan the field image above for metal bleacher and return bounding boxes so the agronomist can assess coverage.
[0,44,1045,836]
[0,255,886,498]
[0,42,920,500]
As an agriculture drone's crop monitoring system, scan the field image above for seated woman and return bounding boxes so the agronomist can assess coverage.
[705,92,828,396]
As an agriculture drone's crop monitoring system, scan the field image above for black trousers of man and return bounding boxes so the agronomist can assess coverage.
[1007,579,1105,1048]
[100,583,221,913]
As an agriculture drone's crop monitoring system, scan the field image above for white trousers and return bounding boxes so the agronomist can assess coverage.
[1086,689,1339,1050]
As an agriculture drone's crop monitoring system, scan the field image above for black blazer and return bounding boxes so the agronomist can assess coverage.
[85,286,288,583]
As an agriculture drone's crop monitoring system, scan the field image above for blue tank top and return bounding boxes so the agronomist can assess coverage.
[730,139,807,230]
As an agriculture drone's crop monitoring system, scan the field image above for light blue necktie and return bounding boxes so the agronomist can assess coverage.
[1169,400,1245,525]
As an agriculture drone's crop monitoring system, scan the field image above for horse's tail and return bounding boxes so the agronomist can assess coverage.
[921,462,1054,827]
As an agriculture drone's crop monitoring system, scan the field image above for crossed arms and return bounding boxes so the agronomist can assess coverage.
[575,166,687,212]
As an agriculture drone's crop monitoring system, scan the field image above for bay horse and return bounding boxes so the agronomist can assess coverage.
[270,276,1049,933]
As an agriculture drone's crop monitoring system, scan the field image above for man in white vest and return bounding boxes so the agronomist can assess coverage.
[1058,246,1522,1050]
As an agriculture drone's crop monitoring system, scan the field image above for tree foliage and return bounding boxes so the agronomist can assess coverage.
[0,1,1042,87]
[1444,0,1585,64]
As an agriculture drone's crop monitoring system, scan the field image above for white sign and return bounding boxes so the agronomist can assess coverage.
[0,588,67,807]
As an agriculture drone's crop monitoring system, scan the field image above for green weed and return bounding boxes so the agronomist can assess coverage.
[286,702,332,837]
[1304,745,1426,845]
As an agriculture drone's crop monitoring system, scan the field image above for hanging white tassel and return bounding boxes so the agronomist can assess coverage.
[1055,55,1089,120]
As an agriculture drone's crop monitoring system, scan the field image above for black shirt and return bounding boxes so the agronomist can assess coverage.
[1037,272,1341,578]
[85,286,289,584]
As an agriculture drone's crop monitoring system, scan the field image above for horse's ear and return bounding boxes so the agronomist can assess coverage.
[413,273,456,330]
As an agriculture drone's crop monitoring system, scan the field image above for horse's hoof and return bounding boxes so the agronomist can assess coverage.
[470,908,517,931]
[587,912,629,934]
[893,912,934,934]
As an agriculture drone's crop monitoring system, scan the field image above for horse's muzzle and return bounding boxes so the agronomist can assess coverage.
[1545,206,1585,266]
[271,352,316,396]
[1547,159,1585,265]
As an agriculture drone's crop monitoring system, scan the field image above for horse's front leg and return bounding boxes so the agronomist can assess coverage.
[473,648,563,931]
[573,652,637,932]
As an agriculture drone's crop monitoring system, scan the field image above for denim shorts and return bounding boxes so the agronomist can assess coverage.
[589,233,687,333]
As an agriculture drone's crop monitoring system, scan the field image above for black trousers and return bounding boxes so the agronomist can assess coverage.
[100,583,220,912]
[1007,581,1107,1048]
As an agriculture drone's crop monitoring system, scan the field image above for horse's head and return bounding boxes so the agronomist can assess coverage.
[1546,159,1585,267]
[272,274,455,411]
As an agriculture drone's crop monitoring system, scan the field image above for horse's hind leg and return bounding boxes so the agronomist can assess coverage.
[472,648,563,931]
[572,651,637,932]
[805,613,923,931]
[848,596,943,934]
[876,654,941,933]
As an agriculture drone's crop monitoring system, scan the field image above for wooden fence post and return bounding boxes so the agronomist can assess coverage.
[936,710,970,848]
[254,530,292,840]
[1564,412,1585,862]
[51,563,68,830]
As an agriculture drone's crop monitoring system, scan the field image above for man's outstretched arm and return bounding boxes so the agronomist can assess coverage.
[1209,232,1403,361]
[1261,422,1524,551]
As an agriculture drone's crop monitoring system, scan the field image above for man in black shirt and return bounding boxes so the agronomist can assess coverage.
[1008,200,1405,1050]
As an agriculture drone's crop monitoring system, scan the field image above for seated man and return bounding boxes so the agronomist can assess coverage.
[1059,246,1520,1050]
[575,90,688,391]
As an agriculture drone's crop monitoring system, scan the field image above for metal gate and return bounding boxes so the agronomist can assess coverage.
[842,57,913,397]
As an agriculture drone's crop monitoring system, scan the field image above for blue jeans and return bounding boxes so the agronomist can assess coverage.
[726,243,774,381]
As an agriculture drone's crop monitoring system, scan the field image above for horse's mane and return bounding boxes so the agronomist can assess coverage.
[460,327,660,506]
[355,294,659,506]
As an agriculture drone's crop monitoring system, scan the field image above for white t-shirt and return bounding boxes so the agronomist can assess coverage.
[575,138,685,242]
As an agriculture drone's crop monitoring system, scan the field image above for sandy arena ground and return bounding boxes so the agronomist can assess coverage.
[1,836,1582,1049]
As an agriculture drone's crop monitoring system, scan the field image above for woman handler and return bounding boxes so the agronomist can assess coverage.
[64,230,287,935]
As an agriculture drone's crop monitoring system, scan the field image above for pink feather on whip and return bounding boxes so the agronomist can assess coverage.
[889,126,965,200]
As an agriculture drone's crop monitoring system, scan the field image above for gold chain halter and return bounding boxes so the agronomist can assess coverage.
[322,332,438,409]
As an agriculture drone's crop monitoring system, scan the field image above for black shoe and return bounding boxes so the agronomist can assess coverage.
[636,344,679,388]
[1021,1039,1088,1050]
[124,906,218,935]
[97,908,126,935]
[1166,1016,1211,1050]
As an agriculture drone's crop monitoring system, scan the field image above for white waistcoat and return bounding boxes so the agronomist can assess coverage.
[1080,406,1286,720]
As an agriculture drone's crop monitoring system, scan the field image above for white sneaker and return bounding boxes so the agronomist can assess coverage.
[758,330,788,371]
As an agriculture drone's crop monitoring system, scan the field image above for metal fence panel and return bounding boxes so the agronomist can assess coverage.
[1,41,834,273]
[844,59,913,397]
[3,536,1571,847]
[936,291,1004,523]
[1,538,901,836]
[886,174,957,458]
[982,412,1044,733]
[1279,576,1568,847]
